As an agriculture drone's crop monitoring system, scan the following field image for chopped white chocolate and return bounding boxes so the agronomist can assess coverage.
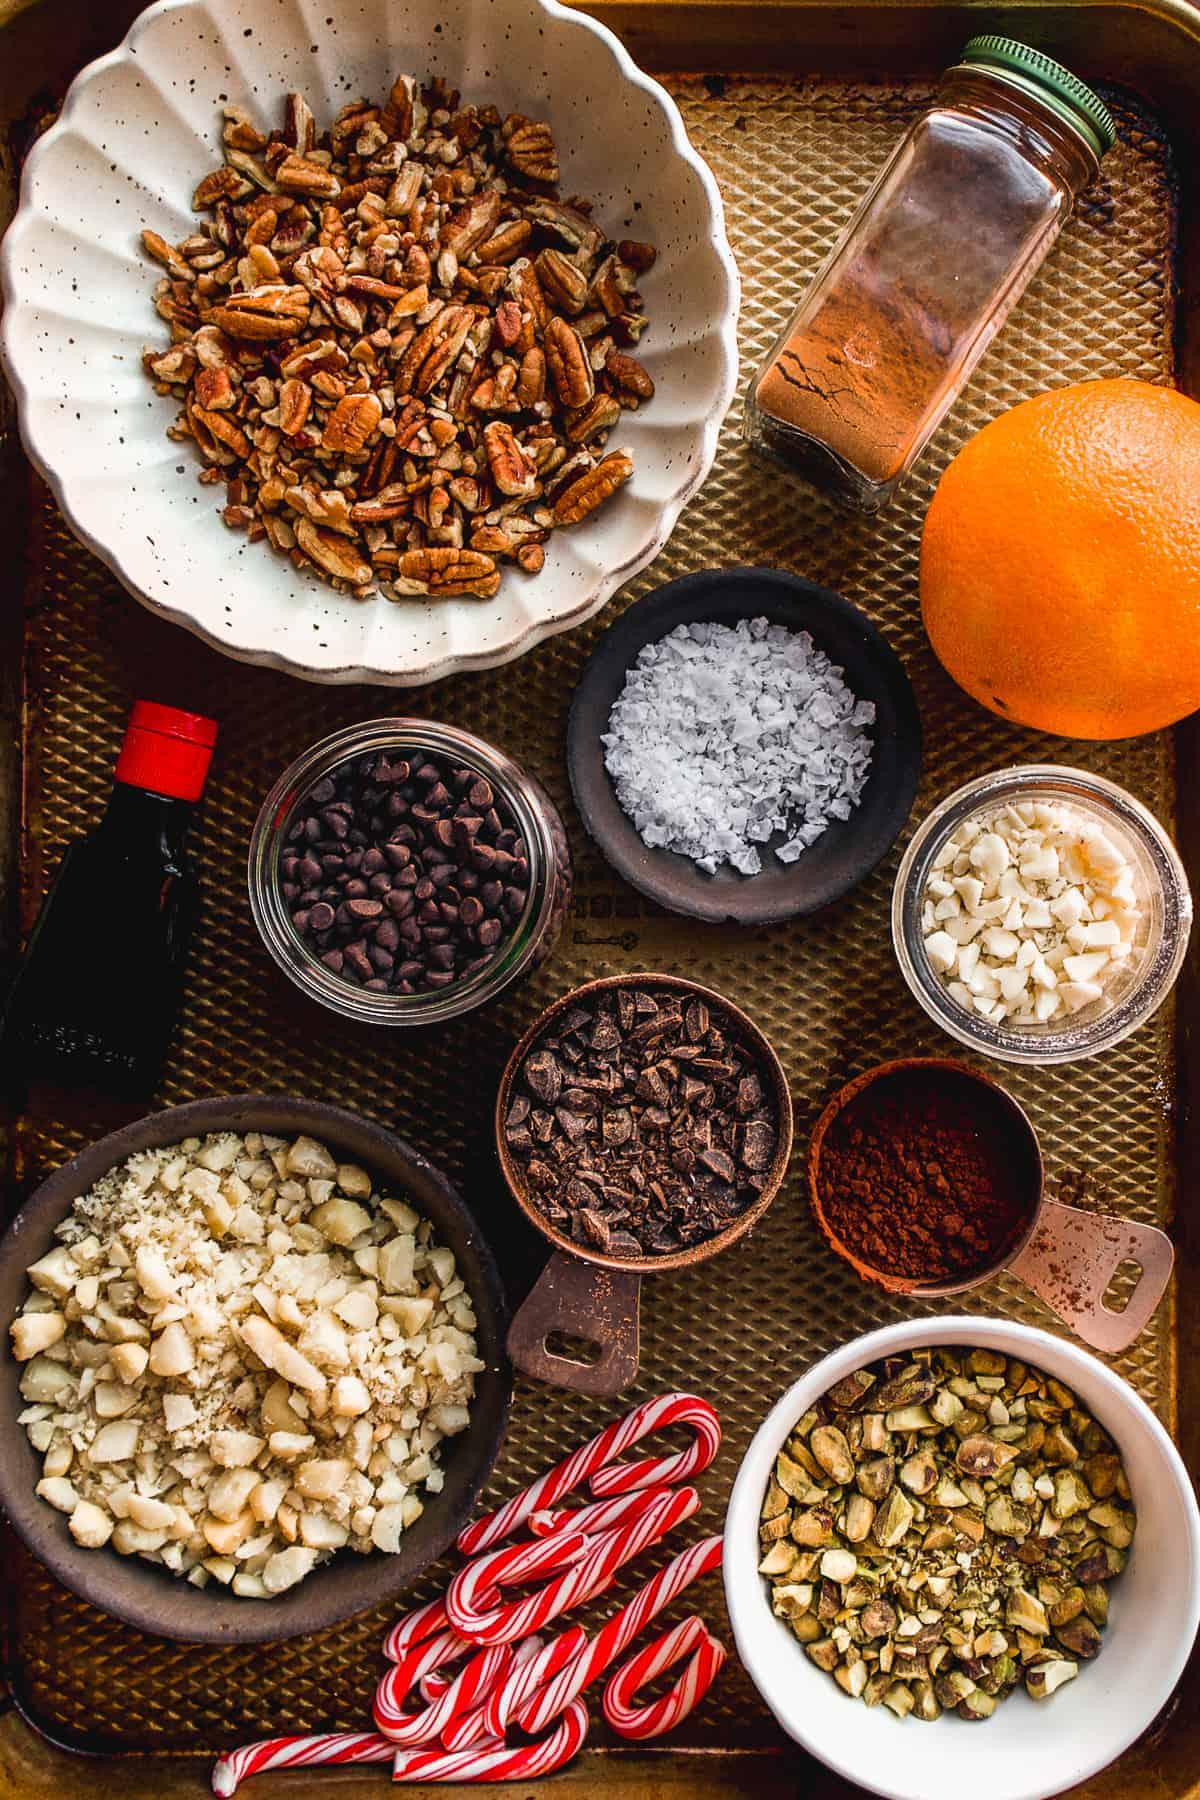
[920,800,1144,1026]
[12,1131,479,1597]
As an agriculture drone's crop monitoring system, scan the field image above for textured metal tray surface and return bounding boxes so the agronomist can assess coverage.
[0,9,1195,1792]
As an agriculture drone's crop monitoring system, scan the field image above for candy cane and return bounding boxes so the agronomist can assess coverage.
[446,1489,666,1642]
[526,1483,687,1543]
[443,1627,585,1752]
[376,1642,514,1747]
[449,1484,700,1646]
[603,1616,727,1740]
[516,1534,724,1735]
[457,1394,720,1556]
[390,1697,588,1782]
[211,1732,394,1797]
[383,1596,451,1665]
[377,1526,579,1677]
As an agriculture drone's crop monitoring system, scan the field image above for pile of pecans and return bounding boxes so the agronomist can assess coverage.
[280,749,530,995]
[759,1346,1134,1721]
[140,75,657,600]
[504,983,780,1258]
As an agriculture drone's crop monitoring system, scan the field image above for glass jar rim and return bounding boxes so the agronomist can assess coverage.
[248,718,563,1028]
[891,764,1192,1066]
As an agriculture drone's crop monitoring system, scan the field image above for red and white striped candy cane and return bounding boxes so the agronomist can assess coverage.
[382,1595,451,1665]
[376,1641,513,1747]
[375,1627,467,1737]
[211,1732,394,1797]
[440,1522,592,1642]
[457,1394,720,1556]
[390,1697,588,1782]
[603,1616,727,1740]
[442,1627,585,1751]
[446,1489,666,1643]
[525,1483,687,1543]
[448,1484,699,1646]
[516,1533,724,1735]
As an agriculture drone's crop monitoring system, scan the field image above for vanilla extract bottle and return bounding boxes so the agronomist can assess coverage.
[0,701,218,1099]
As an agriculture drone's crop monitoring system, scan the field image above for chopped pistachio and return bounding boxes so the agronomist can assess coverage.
[758,1346,1133,1725]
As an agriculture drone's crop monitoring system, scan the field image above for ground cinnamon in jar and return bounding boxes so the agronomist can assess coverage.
[812,1064,1034,1284]
[743,39,1113,511]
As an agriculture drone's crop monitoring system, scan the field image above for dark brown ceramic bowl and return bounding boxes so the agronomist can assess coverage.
[567,567,922,926]
[497,974,795,1276]
[0,1095,509,1645]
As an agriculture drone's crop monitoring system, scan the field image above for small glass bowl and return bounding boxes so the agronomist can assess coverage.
[892,765,1192,1065]
[249,719,572,1027]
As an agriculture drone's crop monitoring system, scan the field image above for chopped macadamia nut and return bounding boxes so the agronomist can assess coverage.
[921,801,1144,1026]
[14,1131,478,1597]
[10,1310,67,1360]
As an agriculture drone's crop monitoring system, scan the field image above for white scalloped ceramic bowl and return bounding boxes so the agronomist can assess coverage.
[725,1317,1200,1800]
[0,0,738,685]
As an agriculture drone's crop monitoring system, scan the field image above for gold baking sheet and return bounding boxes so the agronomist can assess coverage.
[0,39,1190,1788]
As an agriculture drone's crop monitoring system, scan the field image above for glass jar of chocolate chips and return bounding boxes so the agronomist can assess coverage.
[249,719,572,1026]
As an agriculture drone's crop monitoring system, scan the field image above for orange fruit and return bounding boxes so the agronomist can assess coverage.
[920,378,1200,739]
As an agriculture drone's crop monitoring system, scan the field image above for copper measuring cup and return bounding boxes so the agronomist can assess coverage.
[497,974,795,1397]
[808,1057,1174,1353]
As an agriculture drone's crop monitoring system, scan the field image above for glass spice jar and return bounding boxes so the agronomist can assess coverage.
[744,37,1116,512]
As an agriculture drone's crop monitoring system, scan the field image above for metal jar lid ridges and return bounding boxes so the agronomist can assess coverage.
[961,34,1117,157]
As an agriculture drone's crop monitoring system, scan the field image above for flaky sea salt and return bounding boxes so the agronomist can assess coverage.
[602,617,876,876]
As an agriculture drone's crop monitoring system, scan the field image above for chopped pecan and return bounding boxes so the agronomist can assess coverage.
[141,229,192,281]
[395,304,475,396]
[349,483,410,523]
[552,450,633,524]
[618,239,658,272]
[396,547,500,599]
[504,119,559,184]
[508,258,549,333]
[192,165,251,208]
[294,518,372,584]
[476,219,532,265]
[284,91,316,153]
[442,190,502,260]
[516,346,547,408]
[544,317,595,409]
[321,392,383,453]
[142,71,655,604]
[566,394,621,444]
[483,421,537,498]
[535,248,588,316]
[606,349,655,399]
[194,366,236,411]
[277,377,312,435]
[206,284,310,341]
[192,404,251,459]
[275,154,342,199]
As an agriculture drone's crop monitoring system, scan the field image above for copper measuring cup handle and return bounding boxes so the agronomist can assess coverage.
[1008,1199,1175,1352]
[507,1251,642,1397]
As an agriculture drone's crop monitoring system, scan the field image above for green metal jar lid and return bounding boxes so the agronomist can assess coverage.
[961,35,1117,158]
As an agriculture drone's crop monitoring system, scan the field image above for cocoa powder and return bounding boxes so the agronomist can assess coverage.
[814,1066,1033,1282]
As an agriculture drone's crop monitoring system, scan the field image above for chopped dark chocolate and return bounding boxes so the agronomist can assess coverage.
[505,983,780,1258]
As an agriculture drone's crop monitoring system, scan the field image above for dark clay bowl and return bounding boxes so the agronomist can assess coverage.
[567,566,921,925]
[0,1095,509,1645]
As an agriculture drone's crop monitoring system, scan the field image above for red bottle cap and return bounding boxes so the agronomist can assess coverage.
[114,701,218,803]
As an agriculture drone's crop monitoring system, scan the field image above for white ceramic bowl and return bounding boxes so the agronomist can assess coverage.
[724,1317,1200,1800]
[0,0,738,685]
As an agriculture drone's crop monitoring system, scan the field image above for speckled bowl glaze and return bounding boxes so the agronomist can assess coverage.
[0,0,739,686]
